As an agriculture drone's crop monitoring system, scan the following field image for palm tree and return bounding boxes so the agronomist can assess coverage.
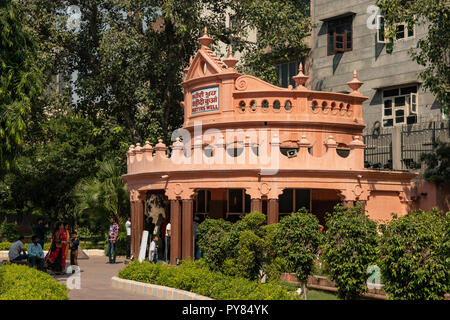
[73,160,129,231]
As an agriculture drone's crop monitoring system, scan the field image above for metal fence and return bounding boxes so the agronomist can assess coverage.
[401,120,450,170]
[363,120,449,171]
[363,129,393,170]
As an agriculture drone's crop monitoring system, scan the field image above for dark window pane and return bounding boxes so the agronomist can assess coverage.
[395,109,405,123]
[329,34,334,54]
[396,25,405,39]
[281,63,288,88]
[289,62,298,87]
[295,189,310,212]
[378,17,385,42]
[384,100,392,116]
[400,85,417,95]
[245,194,251,213]
[228,189,243,213]
[384,119,393,127]
[346,41,352,49]
[279,189,293,213]
[383,88,399,97]
[395,96,406,107]
[197,190,206,213]
[407,114,417,124]
[407,27,414,37]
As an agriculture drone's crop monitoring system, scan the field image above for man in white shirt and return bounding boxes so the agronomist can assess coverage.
[125,217,131,259]
[9,236,28,262]
[165,221,171,262]
[149,236,158,263]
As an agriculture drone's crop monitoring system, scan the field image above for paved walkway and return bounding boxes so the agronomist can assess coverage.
[53,256,162,300]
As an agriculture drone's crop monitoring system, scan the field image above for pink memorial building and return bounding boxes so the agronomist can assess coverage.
[123,29,415,264]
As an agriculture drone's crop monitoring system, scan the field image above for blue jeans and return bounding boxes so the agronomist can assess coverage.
[28,256,44,270]
[12,254,28,262]
[107,240,116,263]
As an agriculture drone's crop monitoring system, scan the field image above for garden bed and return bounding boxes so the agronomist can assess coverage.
[118,260,301,300]
[0,263,68,300]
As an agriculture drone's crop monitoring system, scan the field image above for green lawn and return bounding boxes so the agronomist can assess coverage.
[307,289,340,300]
[280,281,340,300]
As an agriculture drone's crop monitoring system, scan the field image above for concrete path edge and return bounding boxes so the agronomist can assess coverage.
[111,276,213,300]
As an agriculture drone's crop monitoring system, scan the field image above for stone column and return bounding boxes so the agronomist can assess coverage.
[182,199,194,260]
[251,198,262,213]
[135,193,145,255]
[130,201,137,257]
[170,199,182,265]
[267,199,279,224]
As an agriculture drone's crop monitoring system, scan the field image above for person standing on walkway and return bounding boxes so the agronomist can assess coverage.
[70,231,79,266]
[149,236,158,263]
[107,217,119,264]
[33,219,48,250]
[164,219,171,262]
[28,235,44,270]
[125,217,131,259]
[44,223,68,274]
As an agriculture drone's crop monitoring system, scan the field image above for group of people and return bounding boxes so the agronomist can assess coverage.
[8,219,79,275]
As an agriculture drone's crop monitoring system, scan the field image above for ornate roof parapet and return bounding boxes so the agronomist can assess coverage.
[134,143,143,162]
[347,70,363,96]
[349,136,366,149]
[292,63,309,91]
[223,45,239,70]
[198,26,213,48]
[142,141,153,160]
[171,137,184,161]
[298,135,312,148]
[154,139,168,158]
[324,136,338,149]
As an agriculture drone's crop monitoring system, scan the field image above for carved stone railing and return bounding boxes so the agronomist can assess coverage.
[126,135,366,175]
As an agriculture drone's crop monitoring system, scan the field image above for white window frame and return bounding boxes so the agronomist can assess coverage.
[376,16,415,44]
[382,85,418,127]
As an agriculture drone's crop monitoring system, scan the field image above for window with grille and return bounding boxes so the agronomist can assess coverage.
[327,16,353,55]
[382,85,418,127]
[276,61,299,88]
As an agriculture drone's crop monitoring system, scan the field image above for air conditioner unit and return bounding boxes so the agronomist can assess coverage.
[287,149,298,158]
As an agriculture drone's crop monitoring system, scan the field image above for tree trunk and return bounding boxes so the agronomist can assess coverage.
[302,282,307,300]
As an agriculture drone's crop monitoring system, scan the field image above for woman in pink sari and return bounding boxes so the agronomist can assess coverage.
[44,222,68,274]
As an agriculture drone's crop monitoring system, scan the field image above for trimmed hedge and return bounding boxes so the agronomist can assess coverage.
[0,263,68,300]
[118,260,300,300]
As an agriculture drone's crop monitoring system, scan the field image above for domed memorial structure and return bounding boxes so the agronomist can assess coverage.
[123,28,415,264]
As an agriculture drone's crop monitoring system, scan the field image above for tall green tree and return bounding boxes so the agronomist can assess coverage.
[321,203,379,300]
[74,160,130,232]
[377,0,450,114]
[274,209,322,300]
[379,209,449,300]
[0,0,43,173]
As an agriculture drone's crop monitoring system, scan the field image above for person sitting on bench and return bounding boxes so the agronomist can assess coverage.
[28,235,45,270]
[9,236,28,263]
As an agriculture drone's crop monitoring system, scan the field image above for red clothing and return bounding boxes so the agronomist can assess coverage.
[108,223,119,241]
[45,230,68,270]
